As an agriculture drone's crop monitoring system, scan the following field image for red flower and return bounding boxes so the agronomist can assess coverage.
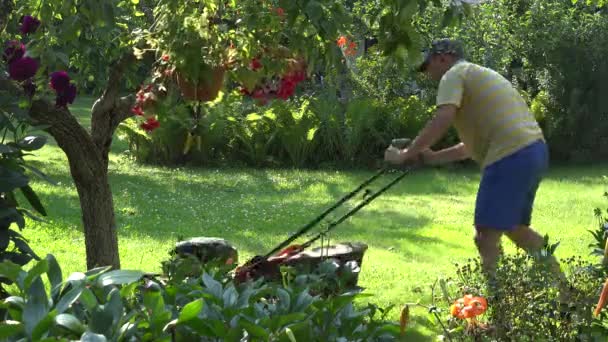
[275,7,285,17]
[3,40,25,64]
[161,54,170,61]
[8,57,39,81]
[140,117,160,133]
[55,84,77,108]
[50,71,71,92]
[19,15,40,35]
[276,78,297,99]
[337,36,347,47]
[250,58,263,71]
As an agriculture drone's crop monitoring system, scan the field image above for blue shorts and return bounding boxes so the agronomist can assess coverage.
[475,140,549,231]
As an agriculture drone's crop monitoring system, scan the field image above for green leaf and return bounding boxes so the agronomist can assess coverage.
[0,232,9,251]
[0,168,29,192]
[89,305,115,336]
[24,259,48,291]
[81,331,108,342]
[0,320,23,339]
[45,254,63,297]
[276,287,291,312]
[84,266,112,280]
[222,285,238,308]
[22,164,57,185]
[23,277,50,338]
[0,261,25,285]
[104,288,123,325]
[12,235,40,260]
[32,311,57,341]
[55,313,86,335]
[78,288,99,311]
[96,270,143,287]
[0,144,18,154]
[4,296,25,310]
[55,283,84,314]
[177,299,203,323]
[240,319,269,339]
[17,136,47,151]
[202,273,222,299]
[20,185,47,216]
[293,290,315,312]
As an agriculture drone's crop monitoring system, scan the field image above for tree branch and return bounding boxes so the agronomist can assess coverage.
[90,53,137,168]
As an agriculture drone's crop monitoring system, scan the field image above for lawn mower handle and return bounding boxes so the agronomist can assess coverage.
[262,138,414,259]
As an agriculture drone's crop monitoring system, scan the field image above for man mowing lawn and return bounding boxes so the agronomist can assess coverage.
[384,39,568,295]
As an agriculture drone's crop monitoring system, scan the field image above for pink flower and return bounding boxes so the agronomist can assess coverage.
[3,40,25,64]
[50,71,71,92]
[19,15,40,35]
[131,106,144,116]
[8,57,39,81]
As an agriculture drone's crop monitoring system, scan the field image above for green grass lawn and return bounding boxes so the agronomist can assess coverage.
[20,96,608,340]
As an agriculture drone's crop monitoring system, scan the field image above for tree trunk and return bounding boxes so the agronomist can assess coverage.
[72,160,120,270]
[22,53,135,269]
[27,97,126,269]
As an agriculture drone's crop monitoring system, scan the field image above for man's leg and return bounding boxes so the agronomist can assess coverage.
[506,225,569,299]
[474,226,504,274]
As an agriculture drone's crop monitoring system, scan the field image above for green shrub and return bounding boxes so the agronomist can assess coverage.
[415,190,608,341]
[0,253,400,341]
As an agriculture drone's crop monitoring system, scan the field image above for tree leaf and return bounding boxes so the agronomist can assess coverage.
[96,270,143,287]
[17,136,47,151]
[20,185,47,216]
[0,144,18,154]
[11,233,40,260]
[21,164,57,185]
[0,260,25,284]
[55,313,86,335]
[0,231,9,251]
[0,168,29,193]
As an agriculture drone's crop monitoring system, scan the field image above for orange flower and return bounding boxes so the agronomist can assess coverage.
[595,277,608,316]
[336,36,347,47]
[450,295,487,319]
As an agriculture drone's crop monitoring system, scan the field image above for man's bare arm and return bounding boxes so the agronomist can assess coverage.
[424,142,470,165]
[405,104,458,156]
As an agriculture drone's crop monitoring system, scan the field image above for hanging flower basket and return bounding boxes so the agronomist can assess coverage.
[174,66,225,102]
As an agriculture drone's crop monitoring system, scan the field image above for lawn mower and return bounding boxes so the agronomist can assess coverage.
[229,138,419,286]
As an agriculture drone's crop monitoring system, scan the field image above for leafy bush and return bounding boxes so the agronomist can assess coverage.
[0,253,400,341]
[415,189,608,341]
[0,77,54,298]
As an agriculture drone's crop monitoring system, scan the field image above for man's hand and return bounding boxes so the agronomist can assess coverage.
[384,146,430,165]
[384,146,407,165]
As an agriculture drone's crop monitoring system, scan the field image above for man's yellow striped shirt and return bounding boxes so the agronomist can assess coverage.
[436,61,544,168]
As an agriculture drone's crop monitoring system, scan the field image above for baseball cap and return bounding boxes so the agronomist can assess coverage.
[417,39,465,72]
